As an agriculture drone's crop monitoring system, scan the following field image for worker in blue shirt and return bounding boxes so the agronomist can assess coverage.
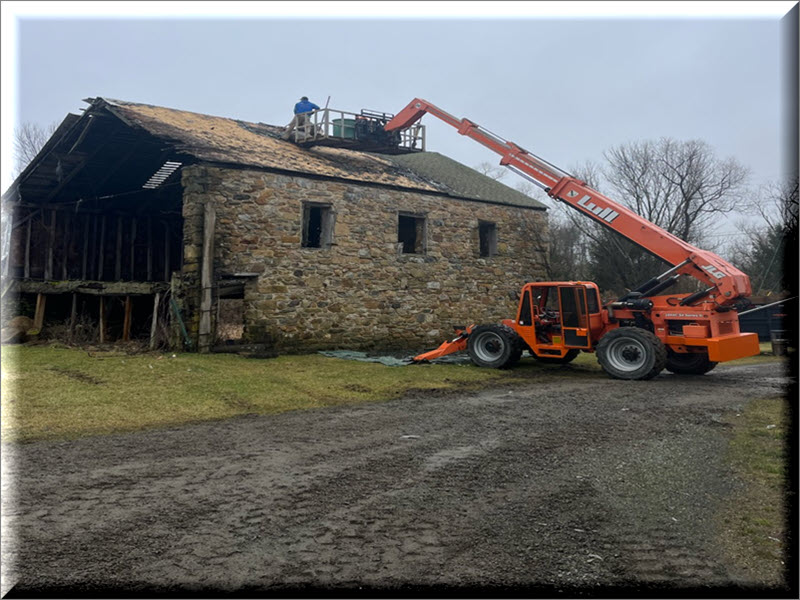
[283,96,320,141]
[294,96,320,115]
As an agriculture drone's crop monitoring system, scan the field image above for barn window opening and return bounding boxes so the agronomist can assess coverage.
[302,203,334,249]
[398,213,426,254]
[479,221,497,257]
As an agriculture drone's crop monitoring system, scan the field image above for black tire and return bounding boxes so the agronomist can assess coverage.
[531,348,581,364]
[596,327,667,380]
[665,350,718,375]
[467,324,522,369]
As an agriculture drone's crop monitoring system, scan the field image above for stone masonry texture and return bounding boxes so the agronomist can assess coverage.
[181,165,548,352]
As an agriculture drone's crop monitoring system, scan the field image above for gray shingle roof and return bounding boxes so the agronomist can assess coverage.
[381,151,547,210]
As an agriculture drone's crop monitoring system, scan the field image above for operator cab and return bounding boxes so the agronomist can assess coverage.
[512,282,603,358]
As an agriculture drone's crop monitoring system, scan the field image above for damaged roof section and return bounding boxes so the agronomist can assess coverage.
[5,97,547,210]
[99,98,444,192]
[98,98,546,209]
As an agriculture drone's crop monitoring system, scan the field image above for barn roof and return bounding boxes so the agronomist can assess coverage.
[4,97,546,210]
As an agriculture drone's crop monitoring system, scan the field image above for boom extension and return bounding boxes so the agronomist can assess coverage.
[385,99,752,306]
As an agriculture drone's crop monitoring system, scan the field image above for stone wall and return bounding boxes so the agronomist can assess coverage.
[180,164,548,352]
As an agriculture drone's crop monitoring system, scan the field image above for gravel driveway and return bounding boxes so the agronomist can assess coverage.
[1,361,788,595]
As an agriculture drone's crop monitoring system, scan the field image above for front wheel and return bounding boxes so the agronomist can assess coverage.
[665,350,718,375]
[467,324,522,369]
[596,327,667,380]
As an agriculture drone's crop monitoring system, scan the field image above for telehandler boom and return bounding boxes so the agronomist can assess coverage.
[384,99,759,380]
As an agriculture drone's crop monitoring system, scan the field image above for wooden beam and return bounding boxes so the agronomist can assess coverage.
[44,156,89,202]
[122,296,132,341]
[97,215,106,280]
[149,292,160,350]
[69,293,78,342]
[9,279,169,296]
[24,215,31,279]
[115,216,123,281]
[45,209,56,281]
[130,217,137,281]
[198,202,216,353]
[99,297,106,344]
[146,217,153,281]
[67,115,95,154]
[81,214,90,280]
[46,118,117,202]
[62,211,71,279]
[33,293,46,332]
[163,221,170,282]
[10,208,39,231]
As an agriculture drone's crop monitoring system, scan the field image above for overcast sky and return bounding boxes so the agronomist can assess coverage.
[2,2,795,236]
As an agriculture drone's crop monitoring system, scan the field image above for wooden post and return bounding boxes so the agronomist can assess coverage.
[62,211,70,279]
[163,221,170,282]
[198,202,216,353]
[130,217,137,281]
[115,215,123,281]
[99,296,106,343]
[122,296,132,341]
[97,215,106,280]
[81,215,90,280]
[24,216,31,279]
[149,292,160,350]
[69,293,78,342]
[33,293,46,332]
[146,217,153,281]
[45,210,56,280]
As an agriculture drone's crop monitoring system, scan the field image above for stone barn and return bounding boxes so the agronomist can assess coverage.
[1,98,548,352]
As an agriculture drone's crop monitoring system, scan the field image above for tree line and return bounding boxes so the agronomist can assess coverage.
[478,137,796,301]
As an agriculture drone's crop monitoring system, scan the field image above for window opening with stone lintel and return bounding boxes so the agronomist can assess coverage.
[398,213,426,255]
[302,203,335,249]
[479,221,497,257]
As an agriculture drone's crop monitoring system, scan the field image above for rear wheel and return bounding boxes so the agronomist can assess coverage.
[531,348,581,364]
[596,327,667,380]
[665,350,718,375]
[467,324,522,369]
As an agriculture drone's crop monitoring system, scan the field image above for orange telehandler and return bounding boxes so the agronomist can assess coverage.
[383,99,760,380]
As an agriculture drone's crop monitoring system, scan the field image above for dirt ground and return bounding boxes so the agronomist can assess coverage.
[1,361,790,595]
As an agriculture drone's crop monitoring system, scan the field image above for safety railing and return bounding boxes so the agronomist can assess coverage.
[283,107,425,153]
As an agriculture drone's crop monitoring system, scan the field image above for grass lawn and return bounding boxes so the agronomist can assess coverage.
[0,340,784,443]
[1,345,509,443]
[718,394,789,587]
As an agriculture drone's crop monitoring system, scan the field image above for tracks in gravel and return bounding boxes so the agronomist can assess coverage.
[1,361,789,593]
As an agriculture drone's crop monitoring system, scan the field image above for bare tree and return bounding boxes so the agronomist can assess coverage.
[13,121,58,176]
[729,178,798,295]
[474,161,508,181]
[555,140,750,296]
[603,138,749,243]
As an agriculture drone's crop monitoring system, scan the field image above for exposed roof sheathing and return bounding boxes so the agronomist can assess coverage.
[92,98,546,209]
[102,99,430,189]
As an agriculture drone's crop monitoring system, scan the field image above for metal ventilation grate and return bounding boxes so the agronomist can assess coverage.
[142,161,182,189]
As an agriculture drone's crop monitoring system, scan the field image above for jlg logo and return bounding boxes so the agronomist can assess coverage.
[568,191,619,223]
[701,264,726,279]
